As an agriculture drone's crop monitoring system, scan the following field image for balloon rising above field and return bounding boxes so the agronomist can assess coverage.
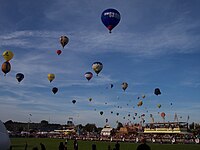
[101,8,121,33]
[16,73,24,83]
[48,74,55,83]
[85,72,93,81]
[60,35,69,48]
[56,50,62,55]
[52,87,58,94]
[92,62,103,76]
[2,61,11,76]
[2,50,14,62]
[121,82,128,91]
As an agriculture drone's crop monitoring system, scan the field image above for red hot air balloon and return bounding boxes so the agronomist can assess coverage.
[56,50,62,55]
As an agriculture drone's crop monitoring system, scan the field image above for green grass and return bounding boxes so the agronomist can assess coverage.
[11,138,200,150]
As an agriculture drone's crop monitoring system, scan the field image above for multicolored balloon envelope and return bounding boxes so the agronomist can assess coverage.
[84,72,93,81]
[48,74,55,82]
[60,35,69,48]
[121,82,128,91]
[92,62,103,76]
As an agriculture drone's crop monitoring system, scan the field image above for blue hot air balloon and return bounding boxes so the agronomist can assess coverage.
[101,8,121,33]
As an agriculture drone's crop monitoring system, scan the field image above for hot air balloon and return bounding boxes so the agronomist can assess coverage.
[89,98,92,102]
[161,112,165,121]
[72,100,76,104]
[2,50,14,61]
[52,87,58,94]
[2,61,11,76]
[84,72,93,81]
[116,113,119,116]
[137,100,143,107]
[121,82,128,91]
[157,104,161,108]
[101,8,121,33]
[111,111,113,114]
[56,50,62,55]
[100,111,103,115]
[106,118,108,123]
[48,74,55,82]
[110,84,114,88]
[92,62,103,76]
[60,35,69,48]
[16,73,24,83]
[154,88,161,96]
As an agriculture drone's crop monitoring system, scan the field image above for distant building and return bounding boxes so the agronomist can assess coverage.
[101,125,113,136]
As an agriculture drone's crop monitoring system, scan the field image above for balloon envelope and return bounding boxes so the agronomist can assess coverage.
[137,100,143,107]
[84,72,93,81]
[157,104,161,108]
[154,88,161,96]
[52,87,58,94]
[2,50,14,61]
[56,50,62,55]
[2,61,11,75]
[100,111,103,115]
[101,8,121,33]
[16,73,24,83]
[122,82,128,91]
[161,112,165,118]
[72,100,76,104]
[92,62,103,75]
[48,74,55,82]
[60,35,69,48]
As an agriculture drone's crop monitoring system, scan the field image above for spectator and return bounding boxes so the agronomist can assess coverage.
[108,144,111,150]
[115,141,120,150]
[40,143,46,150]
[92,143,96,150]
[136,137,151,150]
[25,142,28,150]
[74,139,78,150]
[59,142,65,150]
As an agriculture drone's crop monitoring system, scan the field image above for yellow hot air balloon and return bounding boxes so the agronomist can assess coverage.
[2,50,14,61]
[48,74,55,82]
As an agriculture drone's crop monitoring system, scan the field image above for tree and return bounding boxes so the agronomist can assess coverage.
[116,122,123,130]
[84,124,97,132]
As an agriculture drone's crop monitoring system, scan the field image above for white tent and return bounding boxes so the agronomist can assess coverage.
[0,120,11,150]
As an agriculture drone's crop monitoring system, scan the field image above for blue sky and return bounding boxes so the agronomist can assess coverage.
[0,0,200,128]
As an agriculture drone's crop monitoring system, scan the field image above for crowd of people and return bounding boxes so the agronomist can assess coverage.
[20,138,151,150]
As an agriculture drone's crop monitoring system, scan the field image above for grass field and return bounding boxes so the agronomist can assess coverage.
[11,138,200,150]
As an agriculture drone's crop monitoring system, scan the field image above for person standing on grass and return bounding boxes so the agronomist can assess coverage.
[115,141,120,150]
[59,142,65,150]
[136,137,151,150]
[40,143,46,150]
[92,143,96,150]
[74,139,78,150]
